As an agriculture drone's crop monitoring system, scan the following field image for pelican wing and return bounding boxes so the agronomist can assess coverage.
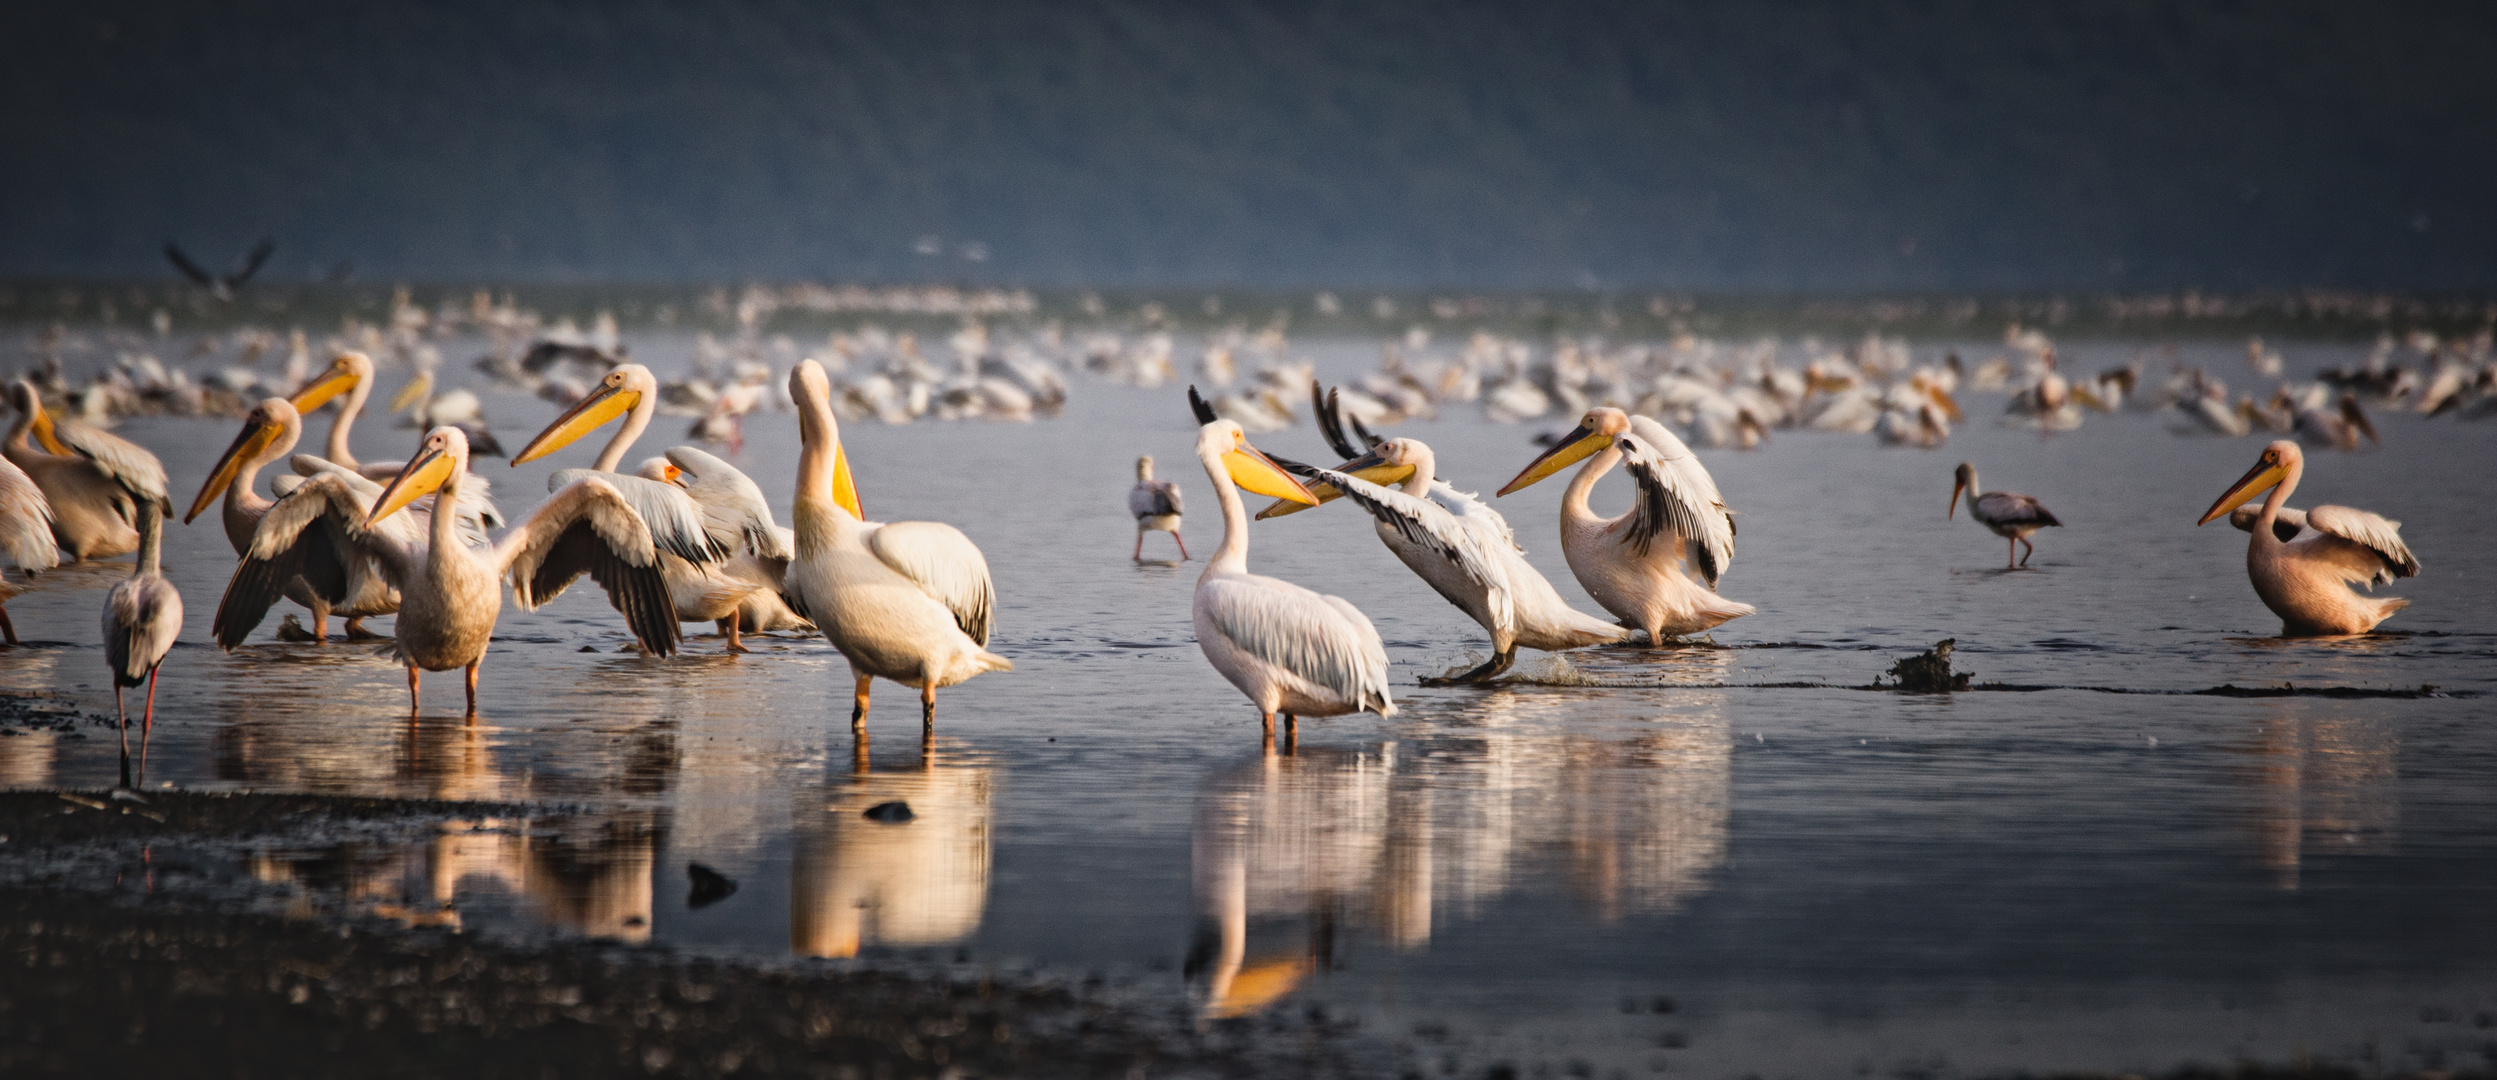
[1421,481,1519,551]
[1130,480,1181,519]
[665,446,787,559]
[549,468,729,564]
[2227,504,2309,543]
[0,457,58,570]
[498,477,679,655]
[1618,417,1736,585]
[53,419,170,515]
[1200,576,1392,715]
[214,471,419,649]
[2303,504,2420,581]
[1314,467,1514,634]
[867,521,996,646]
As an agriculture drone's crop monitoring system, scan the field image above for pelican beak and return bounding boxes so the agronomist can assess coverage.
[661,463,685,487]
[387,372,433,413]
[1949,479,1964,520]
[1497,423,1610,496]
[2197,457,2288,526]
[366,444,455,527]
[513,382,640,464]
[288,365,361,413]
[1257,447,1414,519]
[1226,440,1319,506]
[29,409,71,456]
[831,441,863,520]
[188,414,283,523]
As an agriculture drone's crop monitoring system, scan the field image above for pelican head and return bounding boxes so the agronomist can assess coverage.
[11,380,72,455]
[1496,407,1631,496]
[1198,419,1318,506]
[1255,436,1423,519]
[513,363,653,464]
[1136,455,1154,481]
[389,368,437,413]
[291,351,372,413]
[367,425,470,528]
[2198,440,2299,526]
[188,397,301,523]
[634,455,685,487]
[788,360,863,518]
[1948,461,1977,519]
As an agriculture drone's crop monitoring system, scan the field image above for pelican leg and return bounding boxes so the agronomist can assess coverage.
[1173,532,1190,560]
[405,665,421,711]
[1421,649,1516,686]
[851,675,872,729]
[717,617,749,654]
[312,610,329,642]
[0,605,17,645]
[920,682,937,730]
[1260,711,1276,755]
[464,661,481,716]
[139,666,159,784]
[114,686,131,790]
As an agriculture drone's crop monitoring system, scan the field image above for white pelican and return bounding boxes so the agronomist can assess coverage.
[2197,440,2420,636]
[1185,387,1393,740]
[187,398,399,641]
[5,380,171,561]
[631,446,800,652]
[512,363,757,646]
[1949,462,2063,569]
[784,360,1010,730]
[1495,407,1752,644]
[289,351,384,474]
[103,506,180,787]
[1130,455,1188,560]
[217,426,678,712]
[1,455,57,644]
[1270,430,1629,683]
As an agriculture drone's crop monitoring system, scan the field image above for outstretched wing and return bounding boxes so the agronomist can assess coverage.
[1200,575,1393,715]
[214,472,418,649]
[0,457,58,570]
[2228,504,2309,544]
[548,468,729,564]
[664,446,786,559]
[1314,466,1513,634]
[229,238,276,287]
[867,521,995,646]
[2304,504,2420,582]
[163,244,215,288]
[52,419,170,516]
[499,476,678,655]
[1618,416,1737,586]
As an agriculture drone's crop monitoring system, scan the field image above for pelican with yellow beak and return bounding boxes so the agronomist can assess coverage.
[5,379,170,561]
[2196,439,2420,636]
[216,425,678,713]
[1185,387,1393,740]
[187,397,400,641]
[785,360,1008,731]
[1496,407,1752,644]
[632,446,808,652]
[286,353,504,538]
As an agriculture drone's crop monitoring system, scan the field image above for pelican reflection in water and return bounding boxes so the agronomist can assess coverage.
[1189,705,1729,1019]
[2237,703,2398,891]
[791,739,993,959]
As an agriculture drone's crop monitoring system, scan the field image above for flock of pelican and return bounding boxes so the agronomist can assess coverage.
[0,337,2440,787]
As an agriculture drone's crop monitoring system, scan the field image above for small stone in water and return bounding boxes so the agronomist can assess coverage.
[862,801,915,824]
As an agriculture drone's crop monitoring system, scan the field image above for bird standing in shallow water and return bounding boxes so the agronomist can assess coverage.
[1949,462,2062,569]
[103,506,180,788]
[1,455,58,645]
[1130,455,1187,561]
[2197,439,2418,636]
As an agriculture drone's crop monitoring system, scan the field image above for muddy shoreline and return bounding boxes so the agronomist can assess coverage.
[0,789,1372,1079]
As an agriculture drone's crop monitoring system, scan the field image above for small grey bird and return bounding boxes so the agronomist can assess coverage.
[104,506,182,788]
[1128,455,1187,561]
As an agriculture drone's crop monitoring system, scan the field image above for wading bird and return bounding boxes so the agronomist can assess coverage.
[784,361,1010,730]
[103,507,180,787]
[1,455,57,643]
[1130,455,1187,560]
[218,426,678,713]
[6,380,171,561]
[1187,388,1393,740]
[1948,462,2062,568]
[631,446,801,652]
[1496,408,1752,643]
[2197,440,2419,636]
[188,398,401,641]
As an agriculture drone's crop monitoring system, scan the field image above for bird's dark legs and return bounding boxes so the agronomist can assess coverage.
[717,617,748,654]
[851,675,872,730]
[1282,713,1297,756]
[2018,538,2035,568]
[464,661,480,715]
[1421,649,1516,686]
[139,667,158,784]
[114,686,131,789]
[1174,533,1191,560]
[920,683,937,731]
[405,665,421,711]
[0,606,18,645]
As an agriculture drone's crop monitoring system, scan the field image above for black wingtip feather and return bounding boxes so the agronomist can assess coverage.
[1188,385,1218,425]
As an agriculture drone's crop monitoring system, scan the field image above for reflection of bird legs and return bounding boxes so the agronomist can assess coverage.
[921,682,937,730]
[1420,649,1514,686]
[715,617,749,654]
[465,662,480,715]
[0,606,16,645]
[852,728,870,774]
[113,669,159,788]
[1260,711,1298,756]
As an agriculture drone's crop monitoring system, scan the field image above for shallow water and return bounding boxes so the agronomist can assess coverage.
[5,335,2495,1077]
